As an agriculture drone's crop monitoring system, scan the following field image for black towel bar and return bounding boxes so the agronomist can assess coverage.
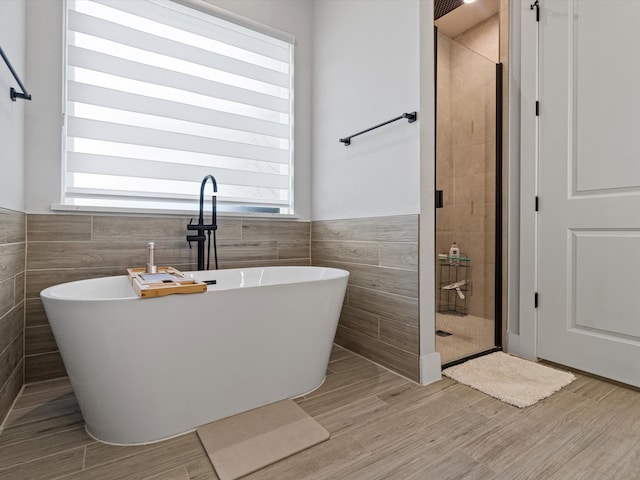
[340,111,417,146]
[0,45,32,102]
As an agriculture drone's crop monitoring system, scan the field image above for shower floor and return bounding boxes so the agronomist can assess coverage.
[436,313,495,365]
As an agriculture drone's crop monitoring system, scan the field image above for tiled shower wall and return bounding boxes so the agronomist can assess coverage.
[24,214,310,383]
[436,16,498,320]
[0,208,26,422]
[311,215,419,381]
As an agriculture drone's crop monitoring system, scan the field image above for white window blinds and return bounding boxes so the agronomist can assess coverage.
[64,0,294,214]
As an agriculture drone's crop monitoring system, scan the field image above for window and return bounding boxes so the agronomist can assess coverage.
[63,0,294,214]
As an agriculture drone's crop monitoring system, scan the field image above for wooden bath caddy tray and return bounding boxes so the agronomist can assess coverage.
[127,267,207,298]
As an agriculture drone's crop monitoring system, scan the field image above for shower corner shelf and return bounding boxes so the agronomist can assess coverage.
[437,255,471,316]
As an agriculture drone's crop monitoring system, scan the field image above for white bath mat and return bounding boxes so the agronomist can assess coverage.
[197,399,329,480]
[442,352,576,408]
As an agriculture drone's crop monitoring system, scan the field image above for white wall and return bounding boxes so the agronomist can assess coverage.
[0,0,26,212]
[312,0,440,383]
[311,0,421,221]
[23,0,314,219]
[24,0,63,214]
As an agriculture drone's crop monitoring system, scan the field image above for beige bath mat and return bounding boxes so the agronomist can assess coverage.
[443,352,576,408]
[197,399,329,480]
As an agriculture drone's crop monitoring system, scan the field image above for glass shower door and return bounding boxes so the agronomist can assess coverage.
[435,32,501,365]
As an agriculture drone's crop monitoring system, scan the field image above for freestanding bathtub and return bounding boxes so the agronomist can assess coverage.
[40,266,349,445]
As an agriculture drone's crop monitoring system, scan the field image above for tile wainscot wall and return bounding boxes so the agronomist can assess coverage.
[24,214,311,383]
[312,215,420,381]
[23,213,421,387]
[0,208,26,422]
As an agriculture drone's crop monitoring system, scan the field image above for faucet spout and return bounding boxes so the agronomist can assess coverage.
[198,174,217,227]
[187,175,218,271]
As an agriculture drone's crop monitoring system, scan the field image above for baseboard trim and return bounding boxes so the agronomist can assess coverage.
[507,333,537,361]
[419,352,442,385]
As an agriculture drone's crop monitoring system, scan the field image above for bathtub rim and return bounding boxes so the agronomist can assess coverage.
[40,265,349,302]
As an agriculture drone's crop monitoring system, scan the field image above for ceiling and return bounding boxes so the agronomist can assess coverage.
[434,0,500,38]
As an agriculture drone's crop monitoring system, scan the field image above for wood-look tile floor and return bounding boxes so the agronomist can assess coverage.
[1,346,639,480]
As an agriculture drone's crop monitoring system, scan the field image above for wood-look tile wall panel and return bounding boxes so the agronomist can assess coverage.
[27,215,91,242]
[0,209,25,244]
[312,215,420,381]
[92,216,191,240]
[321,261,418,298]
[339,305,379,340]
[334,324,419,380]
[311,215,418,243]
[241,219,310,242]
[26,299,48,328]
[25,326,58,355]
[379,317,419,355]
[277,241,311,260]
[379,243,418,270]
[345,215,419,242]
[0,208,26,425]
[27,240,194,270]
[311,241,379,265]
[218,258,310,269]
[0,244,25,282]
[0,277,14,319]
[26,267,131,299]
[0,304,24,355]
[215,218,243,240]
[24,213,310,383]
[349,286,419,326]
[24,352,67,383]
[217,241,278,263]
[15,272,24,307]
[0,334,23,394]
[0,362,23,429]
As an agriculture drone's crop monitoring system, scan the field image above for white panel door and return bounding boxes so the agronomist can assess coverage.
[537,0,640,386]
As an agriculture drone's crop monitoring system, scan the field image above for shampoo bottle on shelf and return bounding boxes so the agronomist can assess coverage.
[449,242,460,264]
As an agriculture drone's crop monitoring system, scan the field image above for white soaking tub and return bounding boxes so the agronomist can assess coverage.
[40,266,349,445]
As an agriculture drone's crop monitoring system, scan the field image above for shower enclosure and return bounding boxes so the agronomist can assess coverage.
[435,31,502,365]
